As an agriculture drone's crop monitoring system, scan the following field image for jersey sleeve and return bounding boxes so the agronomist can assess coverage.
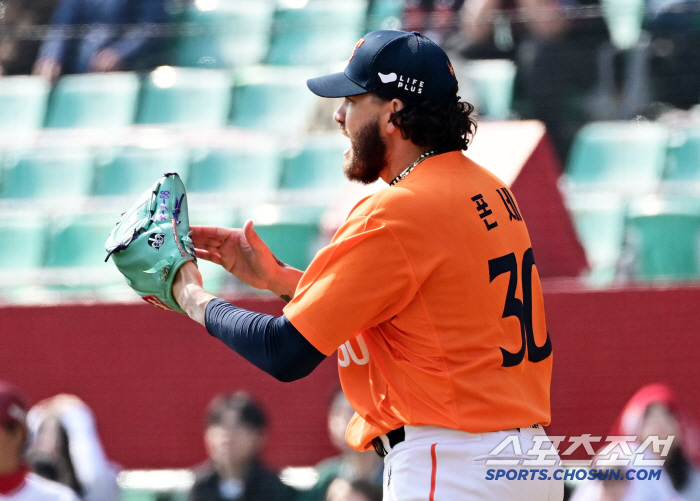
[283,214,419,356]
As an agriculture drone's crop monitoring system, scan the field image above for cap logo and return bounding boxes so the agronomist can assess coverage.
[348,38,365,62]
[377,68,425,96]
[378,72,397,84]
[447,60,455,76]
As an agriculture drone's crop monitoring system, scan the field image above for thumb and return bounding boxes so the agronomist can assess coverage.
[241,220,265,253]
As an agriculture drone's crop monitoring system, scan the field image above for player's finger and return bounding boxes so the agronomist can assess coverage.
[192,235,225,250]
[190,225,235,242]
[194,248,223,265]
[191,226,243,249]
[242,220,268,252]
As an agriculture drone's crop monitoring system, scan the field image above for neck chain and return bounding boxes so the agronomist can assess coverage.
[389,150,438,186]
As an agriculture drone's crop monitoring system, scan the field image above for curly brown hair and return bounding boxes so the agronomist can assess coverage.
[374,88,478,153]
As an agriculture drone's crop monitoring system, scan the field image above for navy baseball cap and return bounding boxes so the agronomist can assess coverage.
[307,30,459,103]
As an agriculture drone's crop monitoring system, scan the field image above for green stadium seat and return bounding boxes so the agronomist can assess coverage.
[44,213,120,268]
[173,0,275,69]
[664,128,700,182]
[365,0,404,32]
[565,193,627,286]
[136,67,234,127]
[0,214,48,271]
[565,122,669,193]
[265,1,367,66]
[463,59,516,120]
[601,0,645,50]
[240,205,325,270]
[44,73,140,128]
[0,147,94,199]
[0,76,50,132]
[93,146,190,197]
[229,66,319,133]
[627,196,700,281]
[187,141,282,200]
[280,134,349,190]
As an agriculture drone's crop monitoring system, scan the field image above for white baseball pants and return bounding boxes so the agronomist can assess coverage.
[380,425,564,501]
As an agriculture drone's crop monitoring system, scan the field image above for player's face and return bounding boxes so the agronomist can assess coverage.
[335,94,388,184]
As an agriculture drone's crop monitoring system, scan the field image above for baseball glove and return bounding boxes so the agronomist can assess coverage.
[105,173,196,313]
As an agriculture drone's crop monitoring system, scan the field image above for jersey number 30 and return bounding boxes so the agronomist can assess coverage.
[489,248,552,367]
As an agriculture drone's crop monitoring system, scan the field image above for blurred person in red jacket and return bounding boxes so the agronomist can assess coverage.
[610,383,700,500]
[571,383,700,501]
[0,381,80,501]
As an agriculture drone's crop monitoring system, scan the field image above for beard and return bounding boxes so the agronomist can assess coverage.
[342,119,387,185]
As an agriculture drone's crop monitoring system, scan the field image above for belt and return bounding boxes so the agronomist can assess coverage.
[372,426,405,457]
[371,424,540,457]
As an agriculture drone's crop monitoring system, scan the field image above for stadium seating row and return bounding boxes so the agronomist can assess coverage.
[171,0,384,69]
[564,122,700,190]
[563,122,700,284]
[0,66,328,133]
[0,203,326,303]
[0,133,349,201]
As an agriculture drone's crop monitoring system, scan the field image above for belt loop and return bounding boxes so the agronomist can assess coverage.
[372,426,405,458]
[372,436,388,457]
[387,426,405,448]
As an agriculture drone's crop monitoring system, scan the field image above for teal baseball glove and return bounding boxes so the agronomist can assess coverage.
[105,173,196,313]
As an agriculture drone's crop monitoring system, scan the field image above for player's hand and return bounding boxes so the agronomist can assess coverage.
[32,58,62,82]
[89,48,123,72]
[191,220,280,290]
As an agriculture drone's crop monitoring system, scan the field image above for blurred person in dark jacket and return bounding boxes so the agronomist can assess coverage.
[32,0,167,81]
[459,0,610,164]
[299,390,382,501]
[188,392,298,501]
[0,0,60,75]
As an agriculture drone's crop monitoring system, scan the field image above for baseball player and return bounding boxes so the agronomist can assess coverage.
[173,30,563,500]
[0,381,80,501]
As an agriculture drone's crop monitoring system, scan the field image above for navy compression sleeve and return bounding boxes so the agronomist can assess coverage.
[204,298,326,382]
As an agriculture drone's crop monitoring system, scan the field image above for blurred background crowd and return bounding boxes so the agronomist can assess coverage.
[1,1,700,501]
[3,380,700,501]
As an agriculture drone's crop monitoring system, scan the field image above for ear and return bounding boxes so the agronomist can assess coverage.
[383,98,405,135]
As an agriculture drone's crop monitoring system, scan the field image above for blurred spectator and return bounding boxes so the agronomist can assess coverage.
[33,0,167,81]
[26,394,121,501]
[188,392,297,501]
[611,384,700,499]
[402,0,466,46]
[0,381,80,501]
[299,390,382,501]
[571,383,700,501]
[645,2,700,113]
[458,0,610,163]
[324,479,382,501]
[0,0,61,75]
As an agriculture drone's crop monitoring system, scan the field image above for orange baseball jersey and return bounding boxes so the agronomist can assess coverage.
[284,151,553,452]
